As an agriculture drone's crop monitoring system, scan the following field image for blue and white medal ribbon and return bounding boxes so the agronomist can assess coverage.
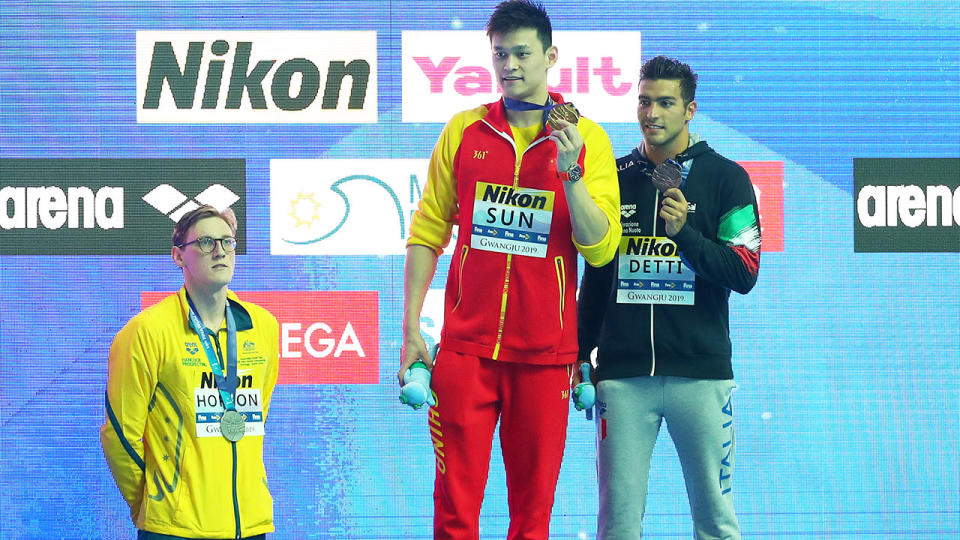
[186,295,244,442]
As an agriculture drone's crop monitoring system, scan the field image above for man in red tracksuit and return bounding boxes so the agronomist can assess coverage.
[399,1,621,538]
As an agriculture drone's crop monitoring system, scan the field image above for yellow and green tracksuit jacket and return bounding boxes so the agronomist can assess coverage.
[100,287,279,539]
[408,94,621,365]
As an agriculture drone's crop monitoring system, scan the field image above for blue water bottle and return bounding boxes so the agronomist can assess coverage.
[572,362,596,420]
[399,344,438,410]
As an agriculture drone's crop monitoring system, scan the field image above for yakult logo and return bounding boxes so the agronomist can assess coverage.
[402,31,641,123]
[137,31,377,123]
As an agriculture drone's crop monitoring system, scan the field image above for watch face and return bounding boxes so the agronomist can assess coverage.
[567,164,583,182]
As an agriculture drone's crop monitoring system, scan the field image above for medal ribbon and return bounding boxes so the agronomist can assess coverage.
[186,295,238,412]
[502,96,555,127]
[635,142,696,184]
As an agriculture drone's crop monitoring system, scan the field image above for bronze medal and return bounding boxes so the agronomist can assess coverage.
[650,160,683,192]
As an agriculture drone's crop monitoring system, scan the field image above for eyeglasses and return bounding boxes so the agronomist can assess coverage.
[176,236,238,254]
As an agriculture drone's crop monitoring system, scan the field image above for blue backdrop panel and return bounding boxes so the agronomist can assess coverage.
[1,1,958,538]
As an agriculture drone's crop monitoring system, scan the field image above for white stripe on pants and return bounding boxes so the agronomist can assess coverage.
[596,376,740,540]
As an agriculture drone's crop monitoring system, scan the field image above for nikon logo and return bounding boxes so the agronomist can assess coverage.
[136,31,377,123]
[853,158,959,253]
[623,236,677,257]
[481,184,547,209]
[0,186,123,230]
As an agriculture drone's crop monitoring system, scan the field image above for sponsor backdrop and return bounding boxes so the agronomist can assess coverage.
[1,1,957,538]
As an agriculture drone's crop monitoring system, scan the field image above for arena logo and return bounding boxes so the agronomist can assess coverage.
[856,185,959,228]
[0,159,245,255]
[137,31,377,123]
[401,31,642,122]
[144,291,379,385]
[854,158,959,253]
[270,158,457,256]
[0,185,124,230]
[142,183,239,223]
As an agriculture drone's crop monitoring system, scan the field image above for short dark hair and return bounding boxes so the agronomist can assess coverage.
[486,0,552,51]
[172,205,237,246]
[640,56,698,104]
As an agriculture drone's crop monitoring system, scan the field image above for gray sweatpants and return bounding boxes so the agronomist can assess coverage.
[596,376,740,540]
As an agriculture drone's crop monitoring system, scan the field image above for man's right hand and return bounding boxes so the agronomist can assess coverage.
[570,358,597,387]
[398,331,433,386]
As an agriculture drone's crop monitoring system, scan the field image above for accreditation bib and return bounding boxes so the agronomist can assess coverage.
[617,236,695,305]
[471,182,554,258]
[194,387,265,438]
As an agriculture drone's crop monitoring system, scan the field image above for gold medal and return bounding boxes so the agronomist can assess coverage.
[546,102,580,130]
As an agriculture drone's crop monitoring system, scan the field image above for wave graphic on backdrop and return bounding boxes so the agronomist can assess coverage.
[280,174,405,245]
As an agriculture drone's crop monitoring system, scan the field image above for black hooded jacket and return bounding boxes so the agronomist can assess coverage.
[577,140,761,381]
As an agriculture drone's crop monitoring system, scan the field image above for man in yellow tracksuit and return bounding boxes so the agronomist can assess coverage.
[101,205,279,540]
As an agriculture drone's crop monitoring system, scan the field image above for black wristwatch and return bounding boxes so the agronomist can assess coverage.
[559,163,583,183]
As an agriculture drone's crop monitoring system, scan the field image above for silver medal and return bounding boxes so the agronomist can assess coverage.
[220,409,245,442]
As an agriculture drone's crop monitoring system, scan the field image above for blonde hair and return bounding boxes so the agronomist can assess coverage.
[172,205,237,246]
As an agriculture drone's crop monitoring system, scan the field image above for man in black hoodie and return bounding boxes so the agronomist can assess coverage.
[576,56,761,539]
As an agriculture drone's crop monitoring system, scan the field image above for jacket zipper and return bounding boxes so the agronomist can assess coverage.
[492,253,512,360]
[482,119,549,360]
[554,256,566,330]
[216,329,242,539]
[452,245,469,312]
[649,190,659,376]
[232,441,240,539]
[492,155,521,360]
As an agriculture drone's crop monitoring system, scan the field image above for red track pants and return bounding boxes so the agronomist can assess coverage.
[429,350,572,540]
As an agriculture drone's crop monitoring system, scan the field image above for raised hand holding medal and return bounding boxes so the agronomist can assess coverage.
[545,102,584,175]
[546,102,579,131]
[654,159,688,237]
[649,158,683,192]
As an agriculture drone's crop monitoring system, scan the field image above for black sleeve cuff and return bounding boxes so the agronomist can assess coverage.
[671,221,699,250]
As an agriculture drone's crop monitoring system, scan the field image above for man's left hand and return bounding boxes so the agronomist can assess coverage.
[547,119,583,172]
[660,187,688,237]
